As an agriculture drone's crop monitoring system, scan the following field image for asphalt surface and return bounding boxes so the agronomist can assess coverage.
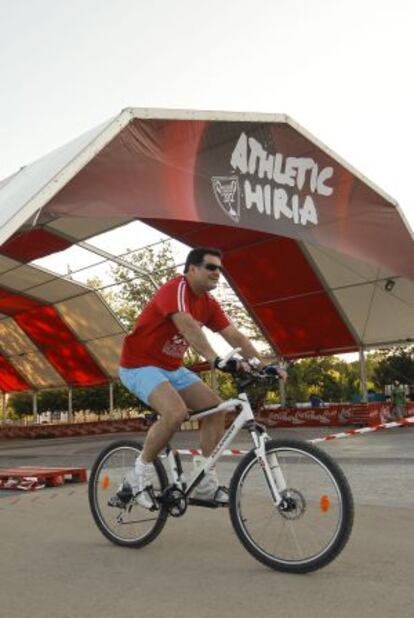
[0,426,413,618]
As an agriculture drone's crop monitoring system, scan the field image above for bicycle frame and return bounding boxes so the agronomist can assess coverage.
[163,391,285,506]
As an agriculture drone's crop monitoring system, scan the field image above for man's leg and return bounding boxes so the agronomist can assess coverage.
[142,382,189,462]
[179,381,229,503]
[179,382,225,455]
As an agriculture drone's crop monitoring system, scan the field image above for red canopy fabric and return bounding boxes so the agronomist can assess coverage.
[0,259,125,392]
[1,108,413,390]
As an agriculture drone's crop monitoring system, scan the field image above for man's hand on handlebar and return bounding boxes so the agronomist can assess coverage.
[213,356,252,374]
[262,364,288,382]
[214,354,288,382]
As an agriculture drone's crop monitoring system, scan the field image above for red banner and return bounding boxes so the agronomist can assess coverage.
[254,402,398,427]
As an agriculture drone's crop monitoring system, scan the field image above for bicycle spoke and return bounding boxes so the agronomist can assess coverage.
[230,439,353,572]
[89,442,168,547]
[285,520,304,559]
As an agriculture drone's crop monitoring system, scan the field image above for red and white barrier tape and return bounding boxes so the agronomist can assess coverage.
[172,415,414,456]
[309,415,414,444]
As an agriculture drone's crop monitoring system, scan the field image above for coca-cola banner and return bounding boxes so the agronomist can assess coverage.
[255,403,393,427]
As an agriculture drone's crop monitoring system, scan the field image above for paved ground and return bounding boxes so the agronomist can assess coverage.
[0,426,413,618]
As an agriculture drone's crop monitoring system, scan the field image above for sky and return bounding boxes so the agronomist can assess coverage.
[1,0,413,221]
[0,0,413,357]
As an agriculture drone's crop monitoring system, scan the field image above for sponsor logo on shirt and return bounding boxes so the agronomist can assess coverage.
[162,333,189,358]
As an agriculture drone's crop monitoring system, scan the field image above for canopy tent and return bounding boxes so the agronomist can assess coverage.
[0,257,126,393]
[1,108,414,395]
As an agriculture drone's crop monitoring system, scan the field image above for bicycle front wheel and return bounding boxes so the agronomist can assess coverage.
[229,439,353,573]
[89,440,169,548]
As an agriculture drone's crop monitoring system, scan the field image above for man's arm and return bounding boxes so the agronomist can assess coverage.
[220,324,288,380]
[171,312,217,364]
[219,324,264,366]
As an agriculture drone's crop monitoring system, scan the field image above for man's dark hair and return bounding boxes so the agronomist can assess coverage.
[184,247,222,273]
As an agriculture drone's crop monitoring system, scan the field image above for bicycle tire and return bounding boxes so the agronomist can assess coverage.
[229,439,353,573]
[89,440,169,548]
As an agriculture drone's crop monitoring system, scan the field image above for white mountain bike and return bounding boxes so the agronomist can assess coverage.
[89,352,354,574]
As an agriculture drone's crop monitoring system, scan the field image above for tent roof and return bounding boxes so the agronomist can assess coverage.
[1,107,414,379]
[0,257,125,392]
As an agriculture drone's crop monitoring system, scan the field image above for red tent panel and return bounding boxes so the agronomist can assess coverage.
[44,342,108,386]
[0,288,41,315]
[15,305,108,386]
[0,228,72,262]
[144,218,357,356]
[15,306,80,347]
[0,354,30,391]
[254,297,356,357]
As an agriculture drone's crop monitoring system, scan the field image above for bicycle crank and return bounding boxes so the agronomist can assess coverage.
[159,485,188,517]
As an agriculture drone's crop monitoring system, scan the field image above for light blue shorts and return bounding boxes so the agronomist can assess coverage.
[119,366,202,406]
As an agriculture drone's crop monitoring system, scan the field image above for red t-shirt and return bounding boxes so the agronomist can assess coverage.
[120,276,231,370]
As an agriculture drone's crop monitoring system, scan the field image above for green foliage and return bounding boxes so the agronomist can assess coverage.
[286,356,363,404]
[8,382,143,418]
[8,348,414,416]
[371,347,414,388]
[109,241,178,330]
[7,391,34,416]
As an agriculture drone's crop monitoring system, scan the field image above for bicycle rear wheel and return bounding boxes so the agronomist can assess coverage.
[229,439,353,573]
[89,440,169,547]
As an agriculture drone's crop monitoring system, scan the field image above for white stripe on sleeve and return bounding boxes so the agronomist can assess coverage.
[177,278,187,312]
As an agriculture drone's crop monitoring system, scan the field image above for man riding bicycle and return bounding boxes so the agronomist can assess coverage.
[115,247,286,509]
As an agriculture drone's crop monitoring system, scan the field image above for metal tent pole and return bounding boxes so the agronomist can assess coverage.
[77,241,159,290]
[109,382,114,415]
[68,387,73,423]
[33,391,38,424]
[279,379,287,407]
[1,392,6,425]
[359,347,368,403]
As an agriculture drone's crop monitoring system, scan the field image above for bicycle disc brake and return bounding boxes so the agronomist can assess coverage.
[278,488,306,520]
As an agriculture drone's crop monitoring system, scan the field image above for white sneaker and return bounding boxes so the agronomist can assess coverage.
[191,456,229,504]
[115,458,154,510]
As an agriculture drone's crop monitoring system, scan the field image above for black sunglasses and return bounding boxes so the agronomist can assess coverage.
[199,262,224,273]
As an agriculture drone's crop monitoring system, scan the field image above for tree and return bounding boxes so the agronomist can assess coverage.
[109,241,178,330]
[286,356,362,403]
[8,382,145,418]
[8,391,33,417]
[371,346,414,388]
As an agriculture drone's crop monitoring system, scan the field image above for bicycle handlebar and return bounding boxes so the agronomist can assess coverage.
[214,348,287,394]
[216,347,242,370]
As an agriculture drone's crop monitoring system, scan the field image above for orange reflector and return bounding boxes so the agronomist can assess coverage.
[101,475,110,490]
[320,495,330,513]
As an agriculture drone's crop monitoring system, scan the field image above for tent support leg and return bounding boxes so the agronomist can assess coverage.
[279,379,286,407]
[68,387,73,423]
[359,348,368,403]
[1,392,6,425]
[109,381,114,414]
[33,391,38,424]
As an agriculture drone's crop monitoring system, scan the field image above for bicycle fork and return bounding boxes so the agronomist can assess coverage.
[249,428,286,507]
